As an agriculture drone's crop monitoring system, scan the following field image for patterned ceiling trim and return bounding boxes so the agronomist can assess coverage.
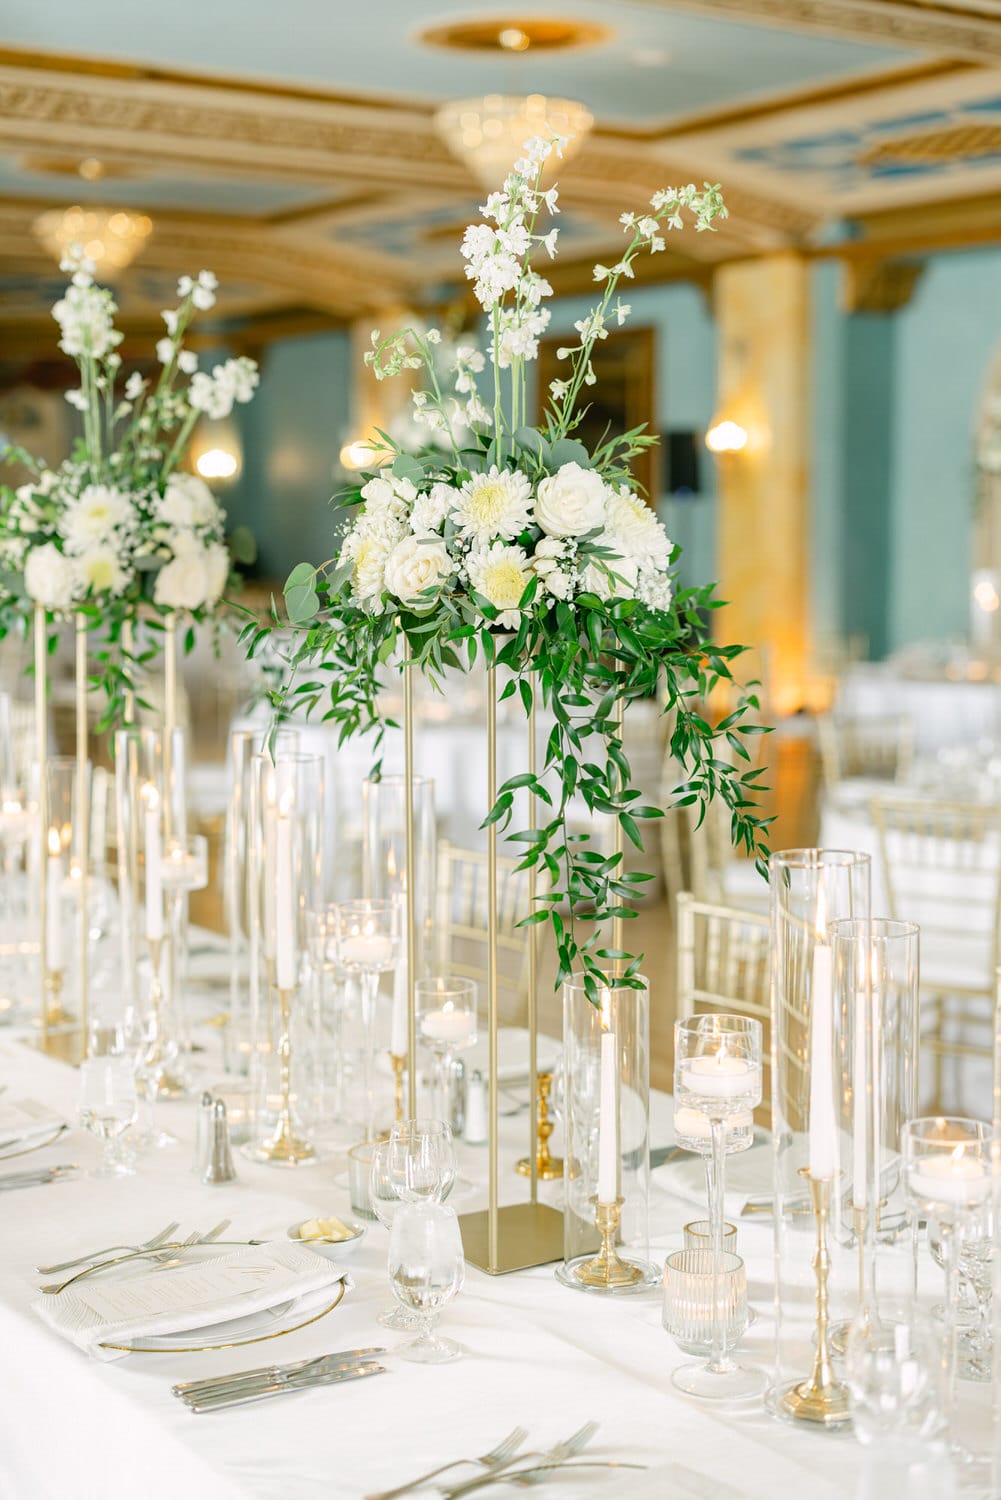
[634,0,1001,61]
[858,121,1001,163]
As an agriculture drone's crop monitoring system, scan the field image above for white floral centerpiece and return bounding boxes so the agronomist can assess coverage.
[271,136,768,996]
[0,253,259,719]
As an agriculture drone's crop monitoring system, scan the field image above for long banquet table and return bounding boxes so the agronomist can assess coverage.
[0,1031,912,1500]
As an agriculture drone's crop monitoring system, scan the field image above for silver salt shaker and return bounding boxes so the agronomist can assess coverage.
[203,1098,237,1184]
[193,1090,214,1175]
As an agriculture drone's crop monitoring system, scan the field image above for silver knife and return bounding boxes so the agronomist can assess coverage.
[0,1164,77,1191]
[174,1348,386,1398]
[185,1362,386,1414]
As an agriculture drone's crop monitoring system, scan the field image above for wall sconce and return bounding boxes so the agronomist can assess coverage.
[705,419,748,456]
[196,447,239,482]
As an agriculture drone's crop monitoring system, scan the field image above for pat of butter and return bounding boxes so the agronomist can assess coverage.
[298,1216,353,1242]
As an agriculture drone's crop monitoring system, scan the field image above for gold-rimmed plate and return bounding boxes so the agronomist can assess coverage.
[100,1280,346,1354]
[0,1123,69,1160]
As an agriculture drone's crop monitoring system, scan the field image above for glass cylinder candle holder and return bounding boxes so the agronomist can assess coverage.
[223,726,299,1076]
[768,848,870,1426]
[40,755,93,1031]
[417,976,478,1129]
[334,898,399,1143]
[558,973,658,1294]
[363,772,436,978]
[246,752,324,1166]
[303,903,352,1149]
[161,832,208,1080]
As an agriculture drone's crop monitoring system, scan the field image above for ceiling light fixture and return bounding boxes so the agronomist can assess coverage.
[435,93,593,187]
[33,205,153,276]
[195,448,239,482]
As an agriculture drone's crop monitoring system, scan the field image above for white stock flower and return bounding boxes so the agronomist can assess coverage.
[535,463,608,538]
[52,283,121,359]
[383,536,451,604]
[604,488,671,567]
[410,482,457,535]
[64,389,88,411]
[60,484,133,554]
[187,357,258,419]
[156,337,173,365]
[25,543,77,611]
[124,372,144,401]
[74,544,130,597]
[453,467,532,545]
[636,567,673,612]
[467,542,531,629]
[159,473,219,530]
[178,349,198,375]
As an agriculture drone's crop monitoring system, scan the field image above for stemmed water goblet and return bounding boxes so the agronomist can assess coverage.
[334,900,399,1142]
[388,1200,465,1363]
[904,1116,989,1453]
[369,1121,457,1330]
[79,1055,138,1177]
[672,1014,764,1400]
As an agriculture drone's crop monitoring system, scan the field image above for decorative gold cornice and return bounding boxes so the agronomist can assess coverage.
[630,0,1001,62]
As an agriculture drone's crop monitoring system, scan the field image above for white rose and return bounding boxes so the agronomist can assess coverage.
[202,543,230,606]
[24,542,77,611]
[154,552,210,611]
[383,536,451,604]
[160,473,219,530]
[360,477,407,522]
[535,462,608,538]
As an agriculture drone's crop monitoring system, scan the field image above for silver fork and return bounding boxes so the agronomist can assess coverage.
[364,1427,529,1500]
[443,1423,599,1500]
[152,1219,231,1270]
[37,1221,180,1278]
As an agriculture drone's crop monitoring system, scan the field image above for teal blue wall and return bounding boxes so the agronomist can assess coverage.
[230,331,351,579]
[888,248,1001,651]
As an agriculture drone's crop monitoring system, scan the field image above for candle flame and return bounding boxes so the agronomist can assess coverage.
[278,787,295,817]
[47,827,60,856]
[443,1000,454,1016]
[950,1143,966,1165]
[599,985,612,1032]
[142,782,159,813]
[815,885,827,942]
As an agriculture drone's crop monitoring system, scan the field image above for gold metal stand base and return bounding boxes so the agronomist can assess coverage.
[156,1072,186,1100]
[459,1201,564,1274]
[250,1128,317,1166]
[778,1377,851,1426]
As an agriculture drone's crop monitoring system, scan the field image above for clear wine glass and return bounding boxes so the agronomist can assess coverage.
[369,1137,419,1332]
[672,1013,764,1401]
[388,1200,465,1364]
[387,1118,457,1204]
[79,1056,137,1177]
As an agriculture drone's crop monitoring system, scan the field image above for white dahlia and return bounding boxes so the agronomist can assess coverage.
[60,484,133,554]
[452,467,532,546]
[410,482,458,536]
[74,544,130,598]
[604,488,671,568]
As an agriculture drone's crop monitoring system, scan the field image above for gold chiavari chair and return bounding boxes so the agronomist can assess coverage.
[872,796,1001,1113]
[433,840,530,1026]
[660,744,768,916]
[675,891,771,1115]
[818,713,914,796]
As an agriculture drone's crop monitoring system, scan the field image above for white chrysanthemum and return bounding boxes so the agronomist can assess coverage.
[453,467,532,545]
[158,473,219,531]
[60,484,133,554]
[24,543,77,612]
[535,463,609,538]
[383,536,451,604]
[604,488,671,568]
[74,544,130,598]
[340,514,405,613]
[410,483,458,536]
[467,542,531,629]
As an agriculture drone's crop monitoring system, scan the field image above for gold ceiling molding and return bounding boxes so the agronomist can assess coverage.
[842,256,926,312]
[419,17,612,52]
[858,121,1001,162]
[632,0,1001,60]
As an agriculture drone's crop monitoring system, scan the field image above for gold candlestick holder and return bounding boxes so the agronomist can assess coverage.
[42,968,74,1031]
[142,936,185,1099]
[778,1169,852,1426]
[570,1197,645,1291]
[390,1052,405,1125]
[251,986,316,1166]
[516,1070,564,1181]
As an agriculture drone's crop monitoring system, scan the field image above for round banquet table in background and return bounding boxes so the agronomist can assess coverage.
[836,662,1001,754]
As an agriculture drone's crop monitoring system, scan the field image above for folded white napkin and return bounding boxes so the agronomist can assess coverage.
[32,1241,348,1361]
[652,1143,773,1217]
[0,1098,65,1148]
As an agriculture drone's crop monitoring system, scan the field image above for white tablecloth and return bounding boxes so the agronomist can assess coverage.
[0,1030,961,1500]
[837,664,1001,754]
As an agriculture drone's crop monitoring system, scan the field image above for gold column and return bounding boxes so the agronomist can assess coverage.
[75,613,89,1057]
[714,255,811,717]
[613,697,625,962]
[33,605,49,1050]
[402,637,417,1119]
[527,699,538,1205]
[486,664,499,1271]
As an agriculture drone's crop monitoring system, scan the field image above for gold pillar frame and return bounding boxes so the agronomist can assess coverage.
[33,604,49,1050]
[74,611,89,1057]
